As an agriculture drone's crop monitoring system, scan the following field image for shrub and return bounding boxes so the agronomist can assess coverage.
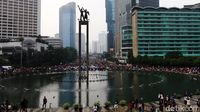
[63,103,70,110]
[73,104,79,111]
[104,101,111,109]
[119,100,127,107]
[79,104,83,110]
[94,102,100,106]
[176,94,182,99]
[194,89,200,95]
[12,104,19,111]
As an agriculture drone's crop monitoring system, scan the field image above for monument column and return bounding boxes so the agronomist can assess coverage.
[78,6,90,106]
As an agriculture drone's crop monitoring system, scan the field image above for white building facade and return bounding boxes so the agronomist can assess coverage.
[0,0,41,39]
[0,0,41,55]
[98,32,107,53]
[44,38,62,48]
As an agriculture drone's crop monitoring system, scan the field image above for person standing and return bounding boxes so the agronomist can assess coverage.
[113,102,118,111]
[128,101,133,112]
[197,98,200,107]
[20,98,28,112]
[42,96,47,109]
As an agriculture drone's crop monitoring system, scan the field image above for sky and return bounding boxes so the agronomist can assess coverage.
[41,0,199,41]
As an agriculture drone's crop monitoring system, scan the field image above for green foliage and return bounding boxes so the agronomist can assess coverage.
[19,38,24,42]
[102,52,117,62]
[119,100,127,107]
[48,45,54,50]
[127,55,200,67]
[194,89,200,95]
[127,50,134,63]
[63,103,70,110]
[0,38,10,42]
[12,104,19,111]
[94,102,100,106]
[36,38,48,44]
[104,101,111,109]
[6,47,77,67]
[165,51,183,58]
[73,104,79,110]
[175,94,182,99]
[0,56,10,66]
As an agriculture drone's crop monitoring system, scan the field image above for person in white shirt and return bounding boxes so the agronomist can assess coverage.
[186,97,190,106]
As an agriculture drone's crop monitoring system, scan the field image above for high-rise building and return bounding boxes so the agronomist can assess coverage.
[118,0,132,58]
[184,3,200,8]
[0,0,41,39]
[131,7,200,57]
[105,0,115,51]
[114,0,122,57]
[92,41,98,54]
[115,0,159,58]
[59,2,76,48]
[98,31,107,53]
[75,33,85,54]
[136,0,159,7]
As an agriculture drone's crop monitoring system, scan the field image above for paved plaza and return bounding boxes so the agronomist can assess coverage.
[17,95,199,112]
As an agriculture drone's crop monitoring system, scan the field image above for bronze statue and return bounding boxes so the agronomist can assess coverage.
[84,9,89,21]
[78,5,89,21]
[78,5,84,21]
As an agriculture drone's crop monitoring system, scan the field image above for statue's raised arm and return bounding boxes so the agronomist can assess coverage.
[78,5,85,21]
[78,5,81,11]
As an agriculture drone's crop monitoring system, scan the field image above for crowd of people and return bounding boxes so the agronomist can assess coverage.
[0,100,12,112]
[156,92,200,112]
[157,92,177,111]
[93,93,200,112]
[0,93,200,112]
[0,98,28,112]
[0,60,200,112]
[0,60,200,80]
[134,66,200,76]
[0,96,47,112]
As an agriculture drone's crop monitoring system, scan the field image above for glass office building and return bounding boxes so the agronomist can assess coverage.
[131,7,200,57]
[59,2,76,48]
[119,0,159,58]
[121,25,132,58]
[106,0,115,51]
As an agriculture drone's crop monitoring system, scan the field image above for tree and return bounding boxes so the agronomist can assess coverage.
[30,47,77,66]
[0,56,10,66]
[6,47,78,67]
[102,52,116,62]
[19,37,24,42]
[47,45,54,51]
[127,50,134,64]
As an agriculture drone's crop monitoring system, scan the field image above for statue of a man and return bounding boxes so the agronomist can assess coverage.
[84,9,89,21]
[78,5,84,21]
